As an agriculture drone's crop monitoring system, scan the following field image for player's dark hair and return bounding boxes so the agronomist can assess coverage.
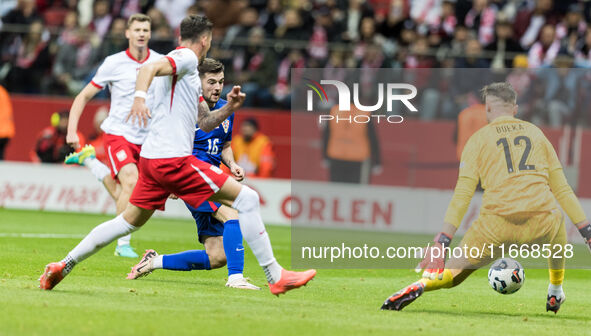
[180,15,213,42]
[481,82,517,105]
[242,118,259,130]
[198,58,224,76]
[127,13,151,28]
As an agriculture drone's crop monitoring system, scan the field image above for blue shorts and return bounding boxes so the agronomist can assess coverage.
[194,201,221,213]
[186,201,224,243]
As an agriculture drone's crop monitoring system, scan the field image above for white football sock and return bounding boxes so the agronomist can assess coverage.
[151,255,163,269]
[66,215,138,268]
[262,262,283,284]
[548,283,564,297]
[83,157,110,182]
[117,234,131,247]
[232,186,282,283]
[227,273,244,283]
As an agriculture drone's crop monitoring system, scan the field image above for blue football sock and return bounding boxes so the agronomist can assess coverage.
[162,250,211,271]
[223,219,244,277]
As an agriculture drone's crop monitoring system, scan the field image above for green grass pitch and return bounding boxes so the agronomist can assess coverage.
[1,208,590,335]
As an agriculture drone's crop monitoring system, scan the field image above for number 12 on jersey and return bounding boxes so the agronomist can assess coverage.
[496,136,536,173]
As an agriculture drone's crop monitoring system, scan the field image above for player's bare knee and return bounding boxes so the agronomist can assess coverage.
[121,179,137,193]
[213,206,238,223]
[208,250,227,269]
[118,165,138,191]
[120,177,137,192]
[204,237,226,268]
[233,186,260,213]
[122,205,151,227]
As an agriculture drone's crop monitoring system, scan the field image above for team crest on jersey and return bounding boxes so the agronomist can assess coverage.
[222,119,230,133]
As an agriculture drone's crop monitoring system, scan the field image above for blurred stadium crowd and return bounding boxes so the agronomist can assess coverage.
[0,0,591,125]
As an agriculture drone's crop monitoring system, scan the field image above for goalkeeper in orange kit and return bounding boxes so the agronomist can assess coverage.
[381,82,591,313]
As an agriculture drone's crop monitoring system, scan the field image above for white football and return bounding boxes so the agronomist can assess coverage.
[488,258,525,294]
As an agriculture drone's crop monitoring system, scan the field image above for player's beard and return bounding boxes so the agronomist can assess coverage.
[205,95,217,107]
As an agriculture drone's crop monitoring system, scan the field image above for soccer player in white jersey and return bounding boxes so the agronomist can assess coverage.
[40,15,316,295]
[63,13,162,258]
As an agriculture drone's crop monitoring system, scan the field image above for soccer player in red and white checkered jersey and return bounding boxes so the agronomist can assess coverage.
[40,15,316,295]
[64,13,163,258]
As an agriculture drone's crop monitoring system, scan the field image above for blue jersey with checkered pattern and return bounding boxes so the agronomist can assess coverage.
[193,98,234,167]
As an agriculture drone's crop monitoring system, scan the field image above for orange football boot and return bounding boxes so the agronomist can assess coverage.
[268,269,317,296]
[39,262,66,290]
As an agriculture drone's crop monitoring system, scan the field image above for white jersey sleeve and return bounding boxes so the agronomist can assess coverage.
[90,57,116,89]
[94,49,163,145]
[165,48,198,77]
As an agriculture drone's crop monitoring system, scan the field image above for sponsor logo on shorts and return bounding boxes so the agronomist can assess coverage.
[210,165,223,174]
[116,150,127,162]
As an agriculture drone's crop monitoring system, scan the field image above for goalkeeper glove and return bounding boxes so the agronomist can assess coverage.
[415,232,452,280]
[578,222,591,251]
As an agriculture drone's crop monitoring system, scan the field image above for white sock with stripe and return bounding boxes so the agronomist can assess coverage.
[232,186,282,283]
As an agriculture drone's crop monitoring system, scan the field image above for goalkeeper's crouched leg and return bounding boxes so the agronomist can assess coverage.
[419,269,454,291]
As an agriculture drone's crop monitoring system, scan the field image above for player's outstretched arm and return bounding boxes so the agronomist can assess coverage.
[221,141,244,181]
[198,86,245,133]
[416,222,458,279]
[416,175,477,279]
[548,167,591,250]
[67,83,101,149]
[127,58,174,127]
